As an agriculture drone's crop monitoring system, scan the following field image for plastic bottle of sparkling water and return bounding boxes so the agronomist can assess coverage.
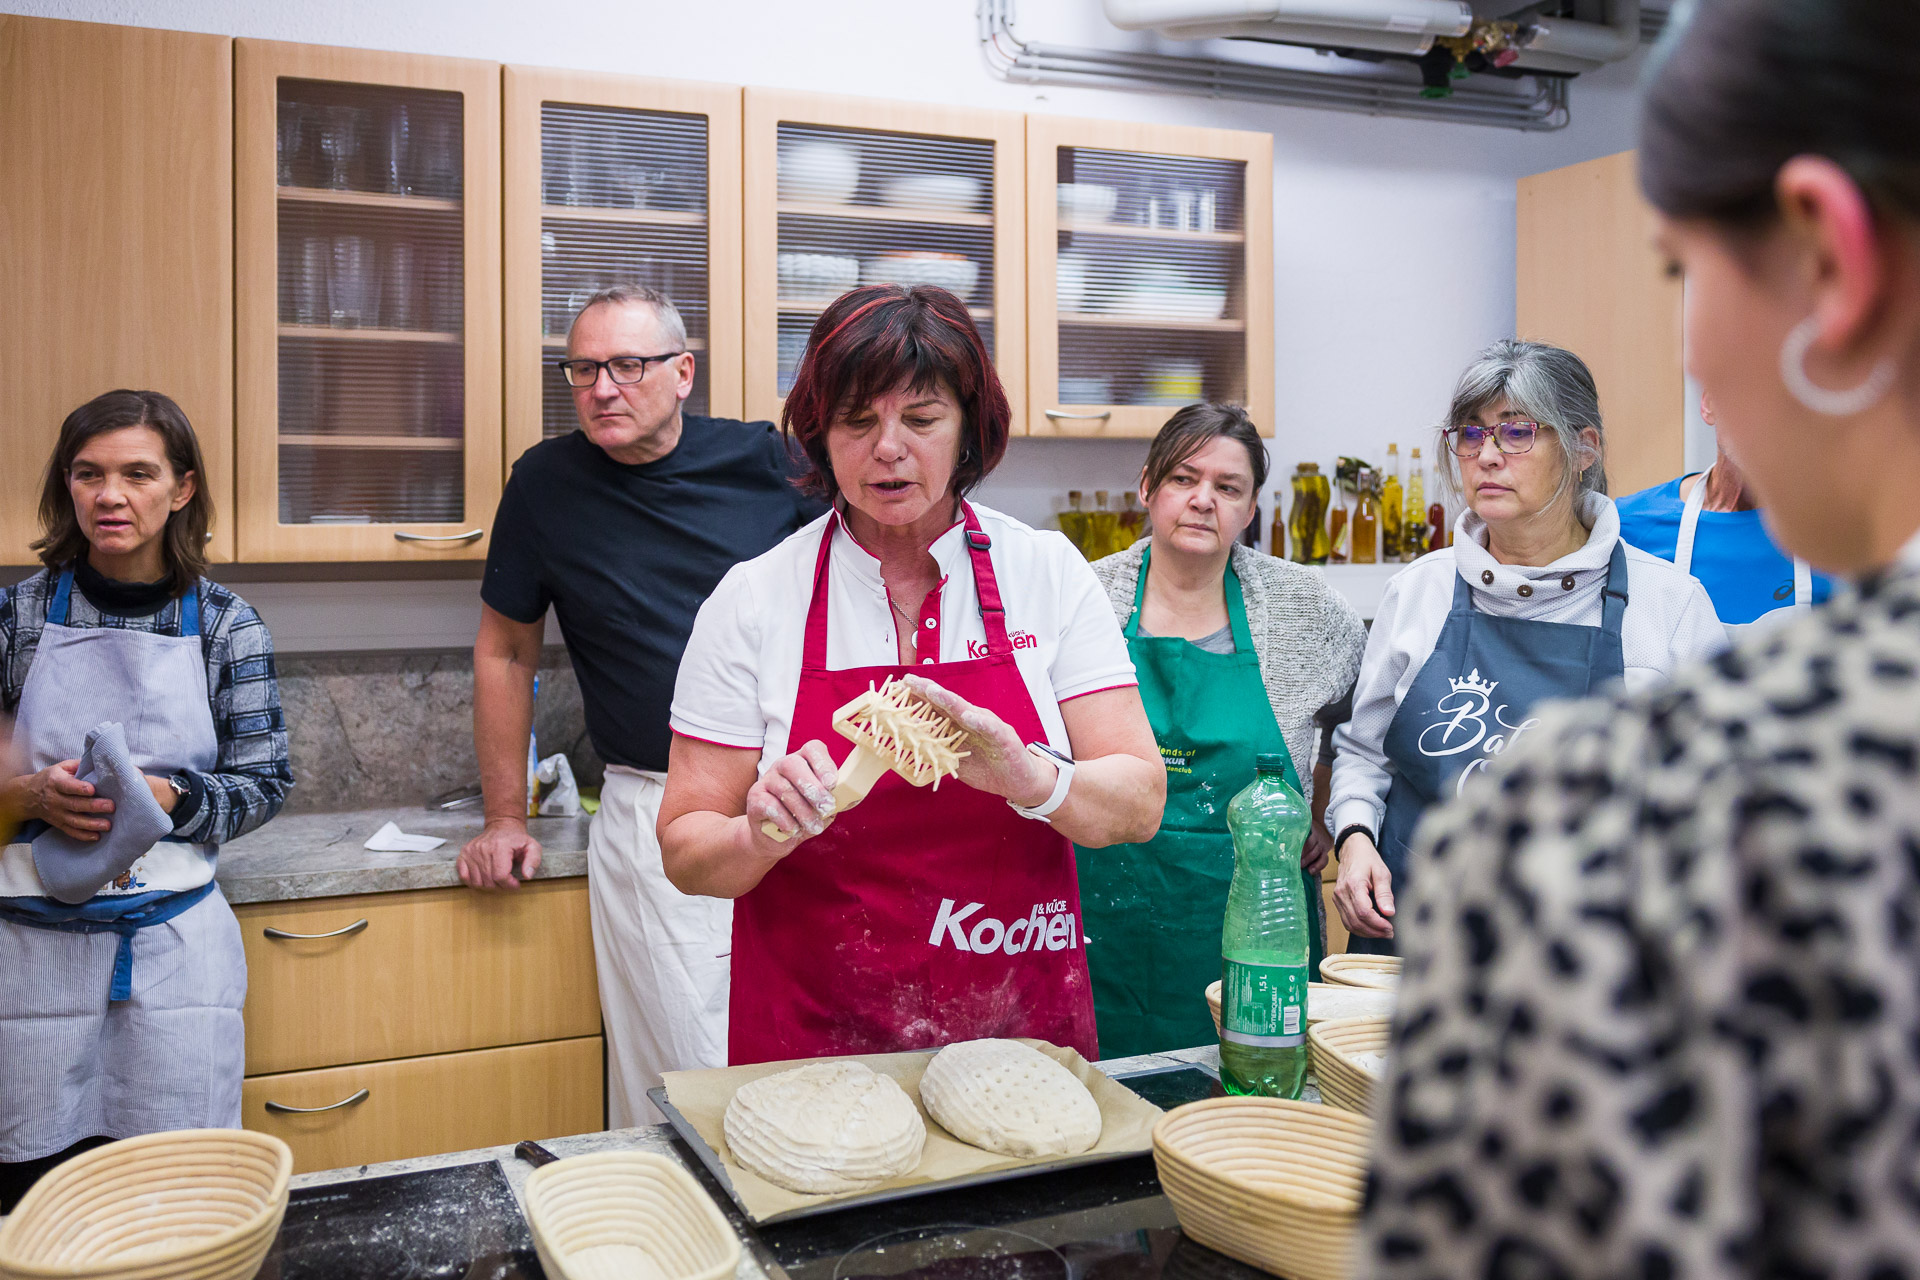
[1219,754,1312,1098]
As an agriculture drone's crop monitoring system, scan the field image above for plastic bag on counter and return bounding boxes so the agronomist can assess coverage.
[532,753,581,817]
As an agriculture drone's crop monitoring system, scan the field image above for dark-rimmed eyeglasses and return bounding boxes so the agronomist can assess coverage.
[556,352,686,388]
[1444,420,1541,458]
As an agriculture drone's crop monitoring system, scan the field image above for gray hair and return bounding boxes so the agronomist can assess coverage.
[1437,339,1607,510]
[570,284,688,350]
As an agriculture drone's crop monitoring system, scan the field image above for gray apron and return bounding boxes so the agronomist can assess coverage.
[0,570,246,1161]
[1352,543,1628,956]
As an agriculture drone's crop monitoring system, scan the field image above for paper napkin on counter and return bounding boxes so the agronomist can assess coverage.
[363,821,445,853]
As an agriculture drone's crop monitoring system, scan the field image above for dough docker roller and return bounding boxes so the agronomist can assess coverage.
[760,676,970,843]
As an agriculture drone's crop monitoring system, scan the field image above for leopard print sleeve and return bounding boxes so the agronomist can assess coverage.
[1362,571,1920,1280]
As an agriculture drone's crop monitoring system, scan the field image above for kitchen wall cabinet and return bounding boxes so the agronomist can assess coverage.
[743,91,1027,425]
[1026,116,1273,440]
[504,68,744,460]
[1517,150,1684,498]
[235,40,503,562]
[235,880,602,1172]
[0,16,235,563]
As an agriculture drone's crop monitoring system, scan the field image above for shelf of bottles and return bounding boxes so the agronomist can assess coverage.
[1054,148,1247,410]
[274,79,466,525]
[775,123,997,396]
[539,102,711,437]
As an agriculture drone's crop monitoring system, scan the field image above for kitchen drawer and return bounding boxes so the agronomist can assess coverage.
[244,1035,603,1174]
[236,880,599,1075]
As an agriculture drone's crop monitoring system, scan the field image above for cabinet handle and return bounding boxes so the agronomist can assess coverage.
[394,528,484,544]
[265,1088,369,1115]
[1044,409,1112,423]
[263,918,368,941]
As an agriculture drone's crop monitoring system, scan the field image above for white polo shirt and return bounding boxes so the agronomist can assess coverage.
[669,503,1137,770]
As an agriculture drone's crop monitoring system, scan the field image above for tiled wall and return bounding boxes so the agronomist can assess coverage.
[277,647,603,813]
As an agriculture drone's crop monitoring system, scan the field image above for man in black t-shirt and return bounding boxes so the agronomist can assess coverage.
[456,286,819,1125]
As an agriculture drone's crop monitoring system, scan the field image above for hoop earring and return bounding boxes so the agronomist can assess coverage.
[1780,315,1898,417]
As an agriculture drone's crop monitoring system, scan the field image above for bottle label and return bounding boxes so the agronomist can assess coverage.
[1220,959,1307,1047]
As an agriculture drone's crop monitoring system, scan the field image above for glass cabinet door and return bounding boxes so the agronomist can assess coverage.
[744,92,1025,424]
[1026,118,1273,439]
[504,70,743,459]
[236,41,502,561]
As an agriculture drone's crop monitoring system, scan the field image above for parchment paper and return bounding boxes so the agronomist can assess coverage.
[660,1039,1165,1222]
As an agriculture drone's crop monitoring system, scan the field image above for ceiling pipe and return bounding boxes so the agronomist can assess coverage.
[1154,18,1435,55]
[1104,0,1473,37]
[1515,0,1640,70]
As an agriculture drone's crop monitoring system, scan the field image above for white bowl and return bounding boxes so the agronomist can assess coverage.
[1107,288,1229,321]
[1058,182,1118,223]
[861,252,979,300]
[779,140,861,205]
[778,252,860,302]
[880,173,982,214]
[1056,252,1093,313]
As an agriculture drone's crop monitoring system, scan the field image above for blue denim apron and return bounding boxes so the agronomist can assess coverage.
[0,571,245,1160]
[1352,543,1628,956]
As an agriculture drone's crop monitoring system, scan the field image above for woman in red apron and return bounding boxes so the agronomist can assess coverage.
[659,285,1165,1065]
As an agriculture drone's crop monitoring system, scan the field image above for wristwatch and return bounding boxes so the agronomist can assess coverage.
[1009,742,1075,822]
[167,773,191,801]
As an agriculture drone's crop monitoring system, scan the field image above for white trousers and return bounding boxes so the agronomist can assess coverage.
[588,767,730,1127]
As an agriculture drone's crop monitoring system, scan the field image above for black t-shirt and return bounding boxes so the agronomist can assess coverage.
[482,417,823,770]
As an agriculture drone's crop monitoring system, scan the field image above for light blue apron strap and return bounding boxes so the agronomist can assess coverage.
[48,569,75,626]
[1222,556,1255,655]
[178,581,201,637]
[1124,548,1152,640]
[108,924,138,1002]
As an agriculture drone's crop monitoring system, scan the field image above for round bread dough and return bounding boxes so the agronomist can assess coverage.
[723,1061,926,1194]
[1308,984,1395,1024]
[919,1039,1103,1159]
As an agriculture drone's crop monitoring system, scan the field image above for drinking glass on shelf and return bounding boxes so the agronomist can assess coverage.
[318,105,367,191]
[380,103,412,196]
[328,234,376,328]
[295,234,330,325]
[384,242,418,330]
[415,114,460,200]
[276,104,307,187]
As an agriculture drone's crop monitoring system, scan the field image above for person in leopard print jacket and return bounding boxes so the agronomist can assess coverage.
[1361,1,1920,1276]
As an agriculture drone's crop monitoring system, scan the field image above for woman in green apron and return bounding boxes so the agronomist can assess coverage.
[1082,405,1367,1057]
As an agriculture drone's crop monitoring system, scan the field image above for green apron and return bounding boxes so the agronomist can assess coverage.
[1076,550,1323,1059]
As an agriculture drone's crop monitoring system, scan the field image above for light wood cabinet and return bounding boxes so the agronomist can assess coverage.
[1025,116,1273,439]
[234,880,600,1076]
[743,91,1027,425]
[0,16,235,563]
[1517,150,1684,498]
[243,1036,603,1174]
[234,40,503,561]
[504,68,744,459]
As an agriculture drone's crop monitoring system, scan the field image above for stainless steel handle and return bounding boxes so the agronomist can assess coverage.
[1044,409,1113,422]
[265,1088,369,1115]
[393,528,484,544]
[263,918,368,941]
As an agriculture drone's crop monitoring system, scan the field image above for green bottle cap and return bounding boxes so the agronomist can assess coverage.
[1254,753,1288,773]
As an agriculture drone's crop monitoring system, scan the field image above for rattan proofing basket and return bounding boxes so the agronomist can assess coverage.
[524,1151,741,1280]
[0,1129,291,1280]
[1307,1016,1392,1116]
[1151,1097,1370,1280]
[1205,981,1394,1036]
[1318,954,1400,989]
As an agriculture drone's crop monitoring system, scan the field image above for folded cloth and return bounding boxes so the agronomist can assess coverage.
[32,722,178,905]
[363,821,445,853]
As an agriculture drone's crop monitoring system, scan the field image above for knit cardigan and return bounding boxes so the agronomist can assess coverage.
[1090,540,1366,806]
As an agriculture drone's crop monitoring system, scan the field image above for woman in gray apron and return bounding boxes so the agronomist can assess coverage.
[0,391,293,1210]
[1327,342,1726,954]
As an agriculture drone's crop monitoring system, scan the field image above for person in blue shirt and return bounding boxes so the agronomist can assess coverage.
[1615,394,1832,637]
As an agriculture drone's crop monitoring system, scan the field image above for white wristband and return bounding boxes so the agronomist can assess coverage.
[1009,743,1074,821]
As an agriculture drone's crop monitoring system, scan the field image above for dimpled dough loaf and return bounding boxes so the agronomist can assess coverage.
[919,1039,1104,1159]
[723,1061,927,1194]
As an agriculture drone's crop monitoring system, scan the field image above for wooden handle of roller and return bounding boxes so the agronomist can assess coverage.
[759,746,890,843]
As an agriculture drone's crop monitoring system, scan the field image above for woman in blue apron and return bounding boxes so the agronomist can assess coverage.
[1327,342,1727,954]
[0,391,293,1210]
[1082,405,1365,1056]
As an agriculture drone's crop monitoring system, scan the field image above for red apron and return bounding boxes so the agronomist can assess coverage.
[728,505,1099,1065]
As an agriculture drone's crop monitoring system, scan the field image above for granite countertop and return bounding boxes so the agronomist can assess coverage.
[289,1045,1244,1280]
[215,807,594,905]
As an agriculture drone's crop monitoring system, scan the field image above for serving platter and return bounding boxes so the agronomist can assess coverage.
[649,1050,1214,1225]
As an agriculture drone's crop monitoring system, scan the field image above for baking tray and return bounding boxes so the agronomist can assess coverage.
[649,1057,1217,1226]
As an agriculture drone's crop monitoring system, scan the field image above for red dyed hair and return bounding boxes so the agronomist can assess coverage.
[781,285,1011,503]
